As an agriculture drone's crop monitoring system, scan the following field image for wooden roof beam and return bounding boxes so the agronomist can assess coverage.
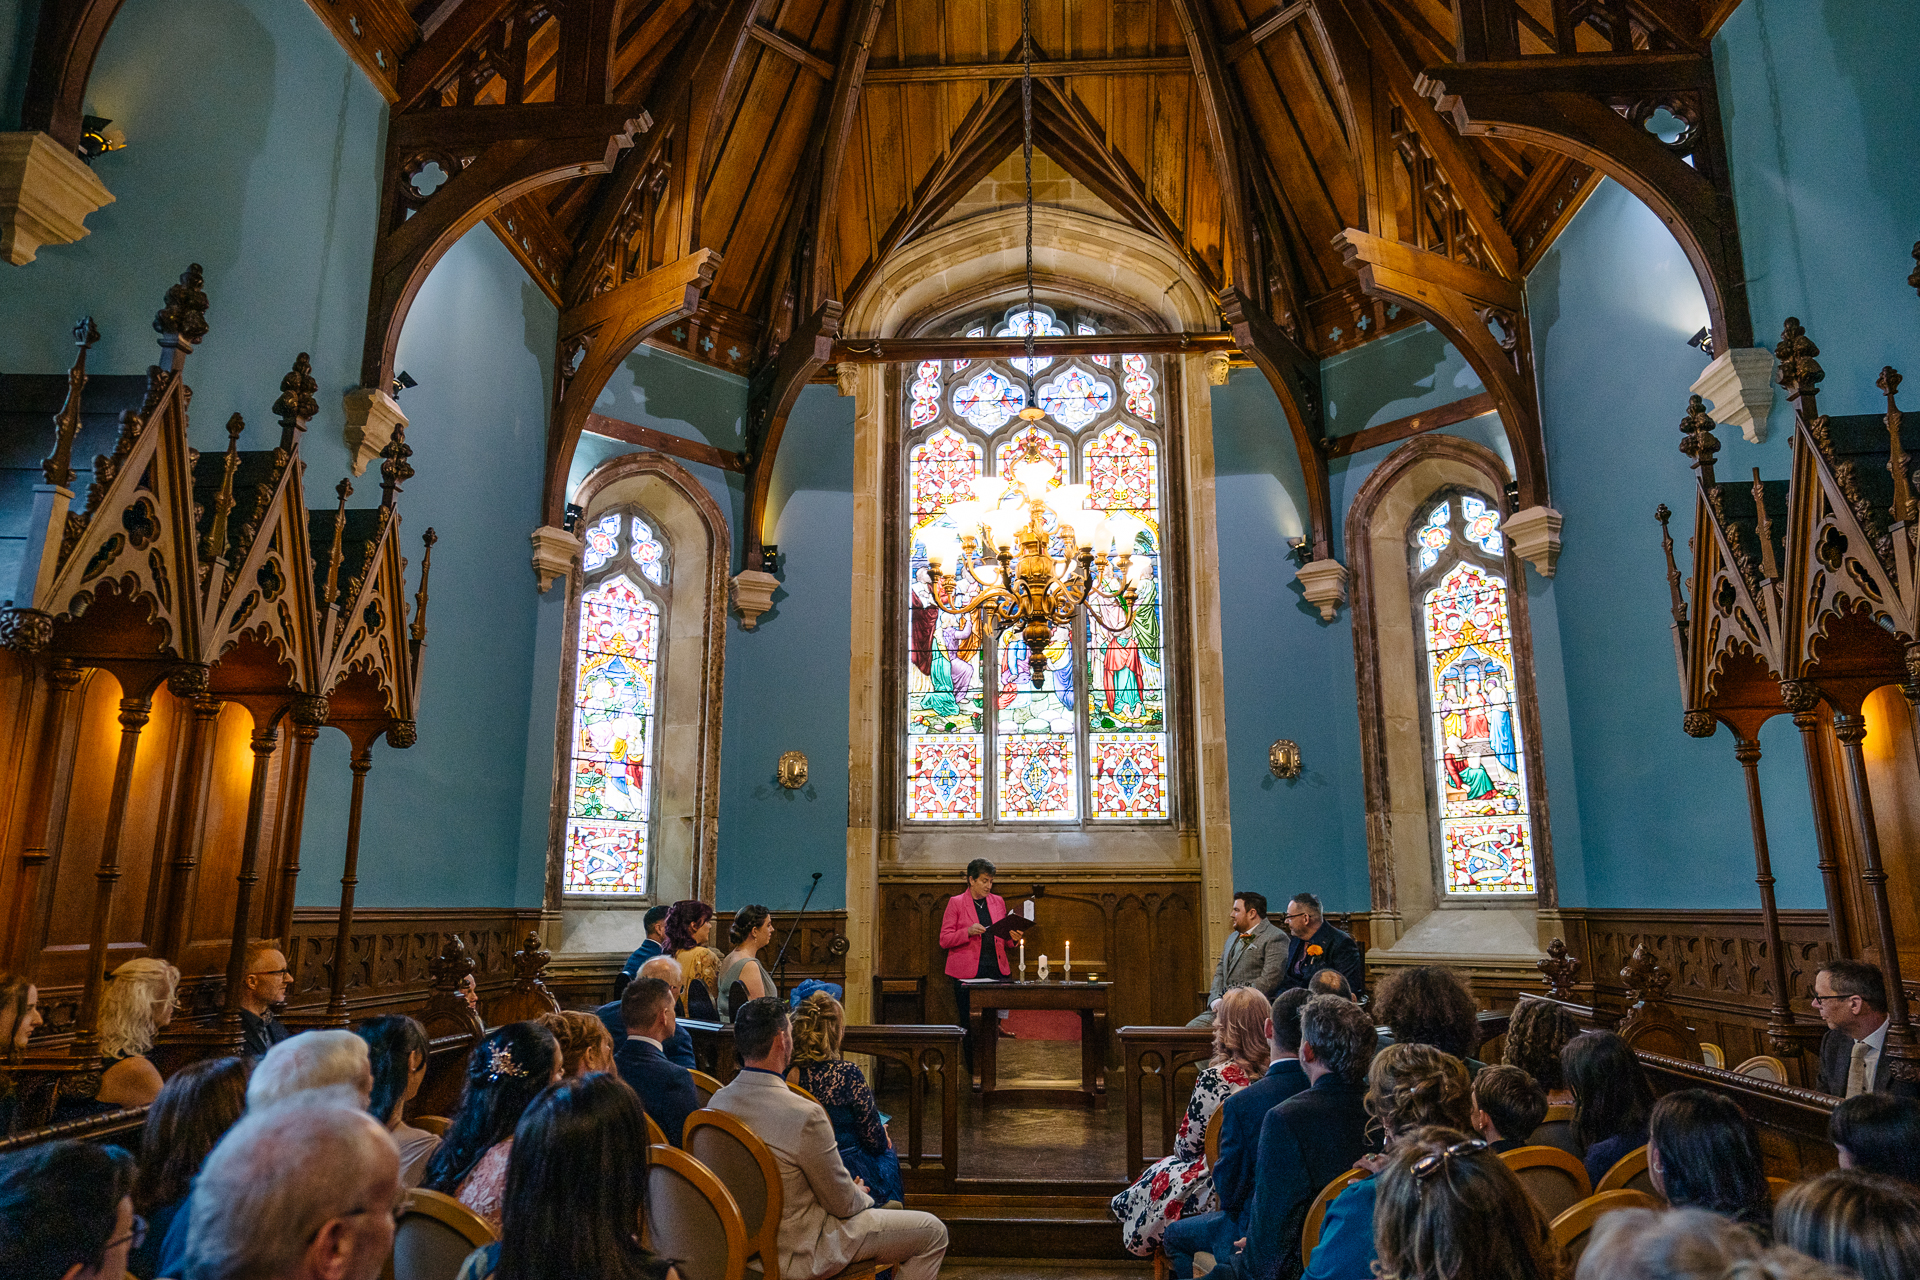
[396,0,518,110]
[1224,1,1311,64]
[751,21,834,80]
[862,55,1194,83]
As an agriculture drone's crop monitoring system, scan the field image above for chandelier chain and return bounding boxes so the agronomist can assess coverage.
[1022,0,1035,394]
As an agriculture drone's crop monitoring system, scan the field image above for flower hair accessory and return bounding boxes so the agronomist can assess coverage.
[485,1043,525,1082]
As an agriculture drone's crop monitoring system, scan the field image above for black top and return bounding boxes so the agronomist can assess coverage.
[974,897,1004,978]
[239,1008,290,1059]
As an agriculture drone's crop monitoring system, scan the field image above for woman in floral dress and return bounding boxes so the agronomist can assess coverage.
[1110,986,1272,1255]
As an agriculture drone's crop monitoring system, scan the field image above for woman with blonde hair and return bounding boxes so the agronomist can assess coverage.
[1111,984,1271,1255]
[788,990,903,1206]
[1775,1168,1920,1280]
[95,957,180,1108]
[1304,1041,1475,1280]
[0,972,44,1135]
[536,1010,616,1079]
[1374,1126,1561,1280]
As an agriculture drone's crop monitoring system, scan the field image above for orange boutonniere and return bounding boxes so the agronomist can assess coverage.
[1306,945,1324,958]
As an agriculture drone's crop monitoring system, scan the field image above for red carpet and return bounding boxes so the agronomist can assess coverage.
[1002,1009,1082,1040]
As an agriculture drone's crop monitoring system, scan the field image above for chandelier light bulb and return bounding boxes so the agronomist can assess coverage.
[1013,456,1054,493]
[944,499,985,535]
[973,475,1010,507]
[986,504,1028,548]
[1052,483,1093,518]
[922,526,962,570]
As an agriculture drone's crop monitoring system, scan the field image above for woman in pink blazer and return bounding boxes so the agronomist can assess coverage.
[940,858,1023,1069]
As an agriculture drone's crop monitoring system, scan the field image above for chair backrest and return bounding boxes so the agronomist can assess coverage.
[1594,1144,1658,1196]
[1768,1176,1795,1203]
[411,1115,451,1136]
[689,1069,724,1104]
[1300,1167,1367,1267]
[728,980,751,1020]
[688,979,720,1021]
[1500,1145,1593,1222]
[683,1110,782,1280]
[647,1112,669,1146]
[1550,1189,1663,1270]
[789,1080,820,1104]
[1203,1106,1225,1167]
[1700,1042,1726,1069]
[1734,1054,1788,1083]
[1527,1109,1581,1159]
[390,1188,496,1280]
[646,1144,748,1280]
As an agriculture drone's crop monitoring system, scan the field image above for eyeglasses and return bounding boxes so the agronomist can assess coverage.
[1810,993,1853,1005]
[248,968,293,978]
[1411,1138,1489,1181]
[106,1213,148,1252]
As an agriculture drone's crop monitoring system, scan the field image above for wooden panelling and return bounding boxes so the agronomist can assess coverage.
[543,908,853,1013]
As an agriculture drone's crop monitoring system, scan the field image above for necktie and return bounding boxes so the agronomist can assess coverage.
[1847,1040,1872,1097]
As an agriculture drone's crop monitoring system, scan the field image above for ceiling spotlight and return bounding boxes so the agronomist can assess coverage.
[1687,327,1715,359]
[392,370,419,397]
[78,117,126,162]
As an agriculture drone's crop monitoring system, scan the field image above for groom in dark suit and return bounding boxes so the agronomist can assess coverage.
[614,976,700,1146]
[1276,893,1365,997]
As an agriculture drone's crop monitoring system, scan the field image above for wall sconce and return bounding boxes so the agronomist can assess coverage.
[391,370,418,397]
[1687,326,1715,359]
[1285,537,1310,569]
[1269,739,1302,780]
[78,117,126,162]
[563,502,584,533]
[778,750,808,789]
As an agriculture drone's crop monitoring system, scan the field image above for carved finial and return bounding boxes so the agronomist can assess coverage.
[1775,317,1824,417]
[273,352,319,452]
[1620,943,1674,1004]
[1881,367,1915,525]
[324,478,352,608]
[1655,503,1688,636]
[379,423,414,508]
[1537,938,1581,999]
[511,930,551,983]
[1678,394,1720,484]
[428,934,477,992]
[1751,468,1781,581]
[201,414,246,563]
[1684,709,1718,737]
[153,264,210,368]
[43,317,101,487]
[409,528,436,675]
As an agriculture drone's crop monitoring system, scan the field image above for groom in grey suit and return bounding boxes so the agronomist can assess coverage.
[1188,891,1289,1027]
[709,998,948,1280]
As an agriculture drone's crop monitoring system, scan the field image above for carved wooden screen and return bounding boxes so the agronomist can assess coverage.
[902,304,1172,829]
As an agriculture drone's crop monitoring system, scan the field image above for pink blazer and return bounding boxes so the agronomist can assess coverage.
[940,891,1010,980]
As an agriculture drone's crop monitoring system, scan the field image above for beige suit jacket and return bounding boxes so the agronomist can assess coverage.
[709,1068,875,1279]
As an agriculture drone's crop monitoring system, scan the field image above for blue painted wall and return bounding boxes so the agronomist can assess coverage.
[0,0,382,487]
[299,227,557,907]
[576,345,748,530]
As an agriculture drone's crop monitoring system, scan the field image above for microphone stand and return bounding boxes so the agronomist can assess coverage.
[773,871,823,996]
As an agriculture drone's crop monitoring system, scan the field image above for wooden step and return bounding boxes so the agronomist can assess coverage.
[913,1194,1131,1259]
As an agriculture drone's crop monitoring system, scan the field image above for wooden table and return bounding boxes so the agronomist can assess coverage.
[967,979,1111,1105]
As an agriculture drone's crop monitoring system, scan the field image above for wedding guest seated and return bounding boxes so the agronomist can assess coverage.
[663,900,722,1011]
[622,904,673,984]
[1831,1092,1920,1184]
[423,1021,562,1232]
[711,997,949,1280]
[1162,988,1311,1280]
[1276,895,1365,997]
[0,972,43,1136]
[1564,1030,1654,1186]
[1189,892,1288,1027]
[790,990,906,1208]
[1306,1043,1474,1280]
[94,956,181,1109]
[1307,970,1353,1000]
[1373,965,1483,1069]
[0,1140,136,1280]
[1577,1206,1825,1280]
[1374,1127,1559,1280]
[1648,1089,1773,1233]
[248,1029,373,1110]
[130,1056,248,1279]
[181,1091,401,1280]
[237,940,294,1058]
[1113,986,1270,1255]
[1776,1168,1920,1280]
[537,1009,616,1080]
[358,1015,441,1186]
[1469,1065,1548,1154]
[455,1074,679,1280]
[1234,993,1378,1280]
[1813,959,1919,1098]
[596,956,696,1066]
[719,904,777,1020]
[614,977,698,1148]
[1502,998,1579,1107]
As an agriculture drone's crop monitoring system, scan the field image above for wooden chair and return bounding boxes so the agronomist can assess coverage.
[687,979,720,1022]
[647,1113,668,1146]
[1594,1145,1658,1197]
[1550,1190,1663,1269]
[411,1115,450,1136]
[1733,1054,1788,1083]
[1300,1167,1367,1267]
[728,979,751,1021]
[1203,1106,1225,1167]
[789,1080,820,1104]
[683,1109,879,1280]
[1700,1042,1726,1069]
[1500,1145,1593,1221]
[386,1188,496,1280]
[689,1069,724,1105]
[646,1144,748,1280]
[1769,1176,1795,1203]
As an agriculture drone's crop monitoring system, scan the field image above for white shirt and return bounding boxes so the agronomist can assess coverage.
[1852,1018,1889,1094]
[635,1033,665,1052]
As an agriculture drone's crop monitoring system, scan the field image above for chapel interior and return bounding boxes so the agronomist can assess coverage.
[0,0,1917,1268]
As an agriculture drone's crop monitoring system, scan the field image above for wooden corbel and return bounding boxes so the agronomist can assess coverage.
[742,299,843,570]
[1218,289,1332,559]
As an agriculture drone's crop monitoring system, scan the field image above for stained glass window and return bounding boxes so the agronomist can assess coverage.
[1122,354,1156,423]
[909,360,942,428]
[953,326,986,373]
[1078,321,1111,367]
[1413,492,1535,896]
[902,303,1173,827]
[565,513,669,895]
[997,308,1067,375]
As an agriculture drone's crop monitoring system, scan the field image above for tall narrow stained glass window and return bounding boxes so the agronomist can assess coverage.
[563,507,670,895]
[1411,489,1536,895]
[904,303,1172,827]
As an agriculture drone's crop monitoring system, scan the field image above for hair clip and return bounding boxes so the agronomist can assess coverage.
[1411,1138,1488,1181]
[485,1044,525,1081]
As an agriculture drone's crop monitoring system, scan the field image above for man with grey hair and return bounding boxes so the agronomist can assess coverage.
[596,954,696,1066]
[183,1093,400,1280]
[247,1030,374,1110]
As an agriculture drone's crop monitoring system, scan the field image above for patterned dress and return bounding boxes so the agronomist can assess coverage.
[455,1140,513,1232]
[1110,1062,1255,1256]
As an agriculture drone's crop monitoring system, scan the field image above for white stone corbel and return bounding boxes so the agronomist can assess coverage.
[836,362,859,398]
[730,569,779,630]
[1204,351,1231,386]
[1503,506,1565,578]
[343,387,408,476]
[530,525,583,592]
[1691,347,1777,444]
[1295,558,1349,622]
[0,132,114,266]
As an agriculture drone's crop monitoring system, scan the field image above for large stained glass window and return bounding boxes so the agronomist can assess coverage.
[904,303,1171,826]
[564,507,669,895]
[1411,490,1535,896]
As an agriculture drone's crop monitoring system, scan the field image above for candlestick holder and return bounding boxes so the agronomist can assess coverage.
[1064,958,1072,982]
[1037,955,1050,981]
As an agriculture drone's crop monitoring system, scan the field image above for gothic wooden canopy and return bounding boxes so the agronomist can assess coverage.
[25,0,1751,563]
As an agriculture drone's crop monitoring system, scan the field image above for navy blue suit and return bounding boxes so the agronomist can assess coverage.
[1277,924,1365,997]
[1232,1074,1372,1280]
[595,999,696,1068]
[615,1036,700,1148]
[622,937,664,981]
[1162,1057,1310,1277]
